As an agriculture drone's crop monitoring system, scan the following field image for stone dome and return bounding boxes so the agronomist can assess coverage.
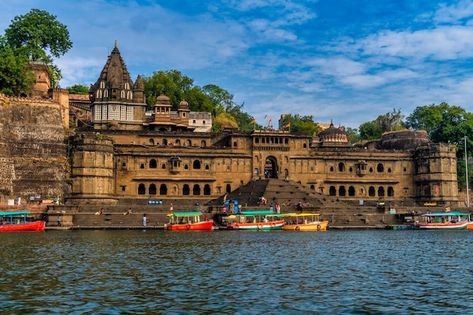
[178,100,190,110]
[317,122,349,144]
[155,94,171,106]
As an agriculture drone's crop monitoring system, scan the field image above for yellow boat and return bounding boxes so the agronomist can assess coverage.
[282,213,329,231]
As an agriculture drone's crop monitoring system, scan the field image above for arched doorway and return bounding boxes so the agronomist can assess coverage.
[264,156,278,178]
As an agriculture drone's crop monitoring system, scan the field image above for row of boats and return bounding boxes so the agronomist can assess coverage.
[166,210,328,231]
[1,209,472,232]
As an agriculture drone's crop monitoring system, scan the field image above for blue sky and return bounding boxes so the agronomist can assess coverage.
[2,0,473,127]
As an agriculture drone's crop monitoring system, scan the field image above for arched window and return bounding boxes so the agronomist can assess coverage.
[201,140,206,147]
[369,186,376,197]
[205,164,210,170]
[149,159,157,168]
[255,138,259,144]
[121,90,125,98]
[369,167,373,173]
[310,184,315,190]
[285,138,288,144]
[339,186,346,196]
[187,139,192,147]
[330,166,334,172]
[125,82,130,90]
[329,186,336,196]
[378,186,385,197]
[387,186,394,197]
[161,163,166,169]
[149,139,155,145]
[193,184,201,195]
[233,141,238,147]
[184,164,189,170]
[140,164,144,169]
[226,184,232,193]
[100,81,105,88]
[303,143,307,148]
[193,160,201,169]
[175,139,181,146]
[388,168,392,173]
[163,139,168,145]
[348,186,355,196]
[338,162,345,172]
[183,184,190,195]
[104,89,108,98]
[149,184,157,195]
[204,184,211,195]
[160,184,167,195]
[138,183,146,195]
[377,163,384,173]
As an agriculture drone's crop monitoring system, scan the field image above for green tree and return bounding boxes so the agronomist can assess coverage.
[67,84,89,95]
[0,9,72,94]
[0,37,34,95]
[345,127,361,144]
[359,109,405,140]
[279,114,320,136]
[406,102,473,189]
[213,112,239,131]
[4,9,72,62]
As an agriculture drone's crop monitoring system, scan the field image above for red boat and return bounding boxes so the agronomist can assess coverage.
[166,211,214,231]
[0,211,45,232]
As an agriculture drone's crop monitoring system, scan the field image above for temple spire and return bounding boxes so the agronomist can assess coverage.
[114,39,118,49]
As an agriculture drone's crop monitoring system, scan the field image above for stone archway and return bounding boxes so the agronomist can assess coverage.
[264,156,279,178]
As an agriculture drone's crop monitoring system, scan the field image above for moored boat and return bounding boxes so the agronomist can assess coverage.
[282,213,329,231]
[226,210,284,230]
[166,211,214,231]
[415,211,472,230]
[0,211,45,232]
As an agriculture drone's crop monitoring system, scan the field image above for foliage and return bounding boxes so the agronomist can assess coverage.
[143,70,257,131]
[213,112,239,131]
[406,102,473,189]
[345,127,361,144]
[4,9,72,62]
[279,114,320,136]
[67,84,90,95]
[0,38,34,95]
[359,109,405,140]
[0,9,71,94]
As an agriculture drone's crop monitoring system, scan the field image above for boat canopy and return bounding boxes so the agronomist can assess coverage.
[168,211,202,217]
[419,211,469,217]
[0,211,30,217]
[283,213,320,217]
[239,210,276,216]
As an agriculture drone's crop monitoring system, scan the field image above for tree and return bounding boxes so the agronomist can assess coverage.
[345,127,361,144]
[0,38,34,95]
[67,84,89,95]
[4,9,72,62]
[406,102,473,189]
[279,114,320,136]
[359,109,405,140]
[0,9,72,94]
[213,112,239,131]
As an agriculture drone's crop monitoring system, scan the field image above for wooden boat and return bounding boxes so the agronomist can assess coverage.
[415,211,472,230]
[282,213,329,231]
[0,211,45,232]
[226,210,285,230]
[166,211,214,231]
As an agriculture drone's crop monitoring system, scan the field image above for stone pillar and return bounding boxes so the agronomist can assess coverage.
[67,134,117,205]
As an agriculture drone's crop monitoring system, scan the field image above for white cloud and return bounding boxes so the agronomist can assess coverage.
[434,0,473,24]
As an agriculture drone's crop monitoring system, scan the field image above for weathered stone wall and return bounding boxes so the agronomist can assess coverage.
[0,94,67,202]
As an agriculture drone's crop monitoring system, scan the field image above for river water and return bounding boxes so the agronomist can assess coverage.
[1,230,473,314]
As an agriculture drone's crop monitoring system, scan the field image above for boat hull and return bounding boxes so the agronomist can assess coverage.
[282,221,329,231]
[229,220,285,231]
[0,221,45,232]
[166,220,214,231]
[416,221,469,230]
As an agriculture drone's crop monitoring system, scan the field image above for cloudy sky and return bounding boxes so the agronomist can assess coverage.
[2,0,473,127]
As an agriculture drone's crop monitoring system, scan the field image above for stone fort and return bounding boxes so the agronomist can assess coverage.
[0,43,459,212]
[67,44,459,209]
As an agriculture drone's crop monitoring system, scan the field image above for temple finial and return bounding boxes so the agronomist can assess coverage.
[114,40,118,48]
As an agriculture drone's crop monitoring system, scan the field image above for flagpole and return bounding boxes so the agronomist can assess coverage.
[465,135,470,208]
